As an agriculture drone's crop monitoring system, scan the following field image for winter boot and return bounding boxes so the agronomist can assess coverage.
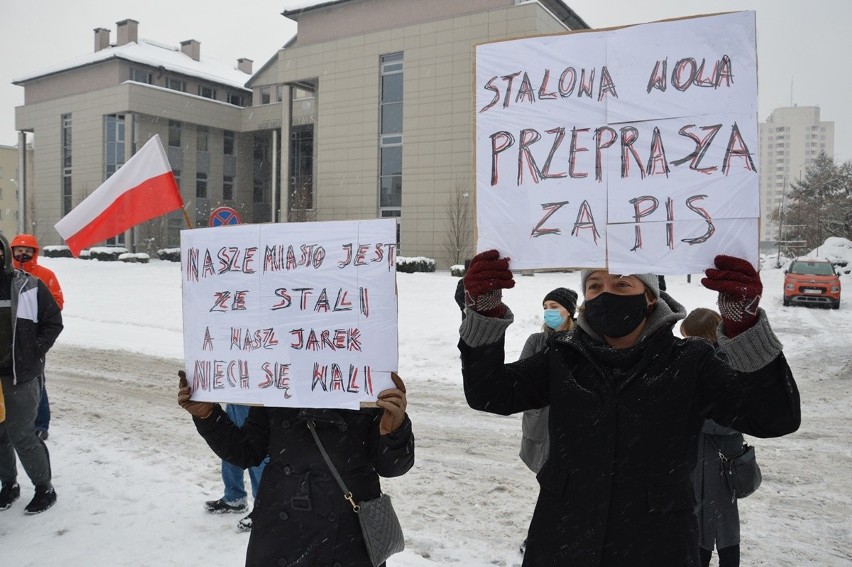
[25,484,57,514]
[237,511,253,531]
[0,482,20,510]
[204,498,247,514]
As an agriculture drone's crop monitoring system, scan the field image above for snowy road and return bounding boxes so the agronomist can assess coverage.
[0,256,849,566]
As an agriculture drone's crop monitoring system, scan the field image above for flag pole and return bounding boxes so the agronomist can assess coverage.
[181,207,194,229]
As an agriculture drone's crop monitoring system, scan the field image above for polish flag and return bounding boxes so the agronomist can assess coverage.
[55,134,184,256]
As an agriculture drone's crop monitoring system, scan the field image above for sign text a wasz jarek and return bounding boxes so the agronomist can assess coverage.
[181,219,398,409]
[475,12,759,274]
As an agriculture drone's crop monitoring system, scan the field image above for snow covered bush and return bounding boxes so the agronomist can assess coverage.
[396,256,436,273]
[119,253,150,264]
[157,248,181,262]
[450,264,466,277]
[88,247,128,261]
[41,245,73,258]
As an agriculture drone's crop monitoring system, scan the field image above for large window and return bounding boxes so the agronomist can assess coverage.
[196,172,208,199]
[379,135,402,208]
[104,114,126,179]
[130,67,153,84]
[223,175,234,201]
[197,126,208,152]
[379,53,403,217]
[169,120,182,148]
[61,113,72,216]
[224,130,235,155]
[166,77,185,92]
[228,92,246,106]
[198,85,217,99]
[289,125,314,220]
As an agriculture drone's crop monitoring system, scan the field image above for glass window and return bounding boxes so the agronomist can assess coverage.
[380,145,402,177]
[104,114,126,179]
[130,68,153,84]
[381,73,403,103]
[169,120,182,148]
[223,175,234,201]
[379,53,403,216]
[289,125,314,214]
[197,126,208,152]
[275,85,284,102]
[260,87,271,105]
[196,172,208,198]
[381,102,402,134]
[228,92,246,106]
[224,130,235,155]
[292,86,313,100]
[166,77,185,92]
[198,85,216,99]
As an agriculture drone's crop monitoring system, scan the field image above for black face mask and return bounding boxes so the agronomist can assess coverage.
[14,253,33,263]
[583,292,650,338]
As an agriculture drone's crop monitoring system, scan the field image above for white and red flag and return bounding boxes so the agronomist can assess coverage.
[54,134,184,256]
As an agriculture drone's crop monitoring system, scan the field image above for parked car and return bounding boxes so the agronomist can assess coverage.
[783,258,841,309]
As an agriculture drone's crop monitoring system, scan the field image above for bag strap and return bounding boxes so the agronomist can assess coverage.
[306,419,360,511]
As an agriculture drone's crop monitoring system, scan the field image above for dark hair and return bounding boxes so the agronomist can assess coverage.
[680,308,721,341]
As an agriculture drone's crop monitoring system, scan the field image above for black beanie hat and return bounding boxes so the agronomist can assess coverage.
[543,287,578,314]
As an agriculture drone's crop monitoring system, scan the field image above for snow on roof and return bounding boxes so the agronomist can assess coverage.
[13,38,252,90]
[282,0,577,14]
[282,0,341,13]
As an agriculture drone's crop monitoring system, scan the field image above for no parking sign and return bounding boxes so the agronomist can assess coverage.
[209,206,241,227]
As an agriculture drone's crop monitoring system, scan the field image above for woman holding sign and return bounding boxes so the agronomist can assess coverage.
[458,251,800,566]
[178,372,413,567]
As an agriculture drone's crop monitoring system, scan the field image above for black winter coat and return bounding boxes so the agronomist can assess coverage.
[7,270,63,383]
[195,406,414,567]
[460,309,800,567]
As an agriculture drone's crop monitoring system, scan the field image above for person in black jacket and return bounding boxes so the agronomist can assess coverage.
[0,234,63,514]
[458,251,800,567]
[179,372,414,567]
[682,307,746,567]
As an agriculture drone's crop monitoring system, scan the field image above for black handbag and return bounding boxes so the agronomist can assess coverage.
[307,419,405,566]
[712,439,762,502]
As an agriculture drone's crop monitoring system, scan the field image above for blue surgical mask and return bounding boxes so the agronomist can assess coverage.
[543,309,566,330]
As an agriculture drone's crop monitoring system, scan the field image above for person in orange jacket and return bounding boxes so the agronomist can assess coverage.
[11,234,63,441]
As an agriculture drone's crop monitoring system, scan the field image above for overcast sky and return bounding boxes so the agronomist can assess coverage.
[1,0,850,162]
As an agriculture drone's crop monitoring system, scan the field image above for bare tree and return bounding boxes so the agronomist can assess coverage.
[442,182,473,267]
[288,176,315,222]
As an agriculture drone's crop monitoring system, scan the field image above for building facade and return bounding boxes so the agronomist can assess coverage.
[0,143,34,238]
[13,1,588,264]
[14,19,269,251]
[758,105,834,242]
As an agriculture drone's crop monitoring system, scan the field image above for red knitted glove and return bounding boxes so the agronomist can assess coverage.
[701,255,763,338]
[463,250,515,317]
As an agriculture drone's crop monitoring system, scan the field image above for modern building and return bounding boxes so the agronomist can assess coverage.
[13,18,272,251]
[13,1,589,264]
[0,143,34,238]
[758,105,834,242]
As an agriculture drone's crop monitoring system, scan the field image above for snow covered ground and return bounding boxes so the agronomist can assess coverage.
[1,246,850,566]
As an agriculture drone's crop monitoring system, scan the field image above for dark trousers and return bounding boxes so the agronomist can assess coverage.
[700,544,740,567]
[35,377,50,432]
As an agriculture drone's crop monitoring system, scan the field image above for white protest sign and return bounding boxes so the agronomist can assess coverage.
[181,219,398,409]
[475,11,759,274]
